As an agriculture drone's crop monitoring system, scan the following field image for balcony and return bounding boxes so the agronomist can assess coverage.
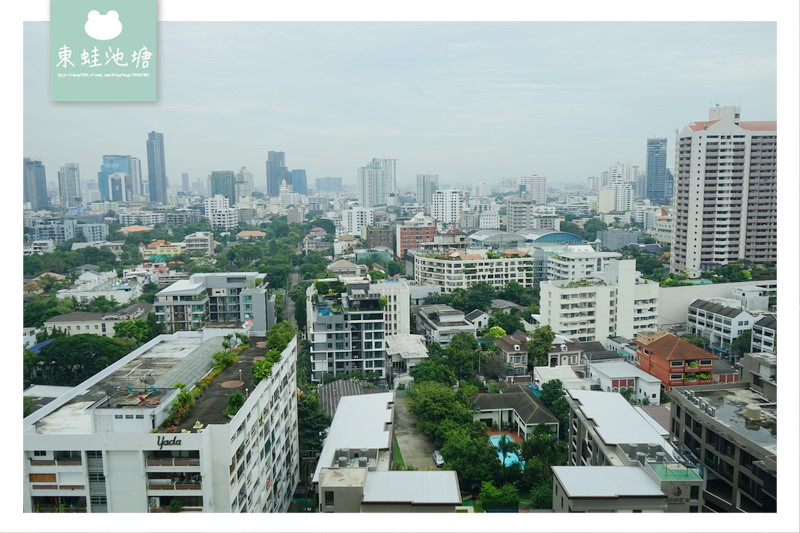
[146,457,200,468]
[147,482,203,491]
[29,458,83,467]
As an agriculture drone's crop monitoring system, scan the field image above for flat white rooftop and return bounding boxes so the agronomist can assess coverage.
[568,390,668,446]
[589,361,662,382]
[313,392,394,483]
[362,471,461,504]
[552,466,664,498]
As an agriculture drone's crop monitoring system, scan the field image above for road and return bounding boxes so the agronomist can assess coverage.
[393,396,436,470]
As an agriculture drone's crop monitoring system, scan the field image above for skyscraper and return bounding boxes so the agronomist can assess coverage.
[357,159,385,208]
[208,171,237,205]
[415,174,438,206]
[377,158,397,196]
[518,175,547,205]
[290,169,308,195]
[98,155,128,200]
[181,172,190,193]
[645,138,668,204]
[129,157,143,197]
[266,151,289,197]
[670,106,776,277]
[23,158,49,210]
[146,131,167,204]
[315,177,342,192]
[431,189,464,230]
[235,167,253,200]
[58,163,81,209]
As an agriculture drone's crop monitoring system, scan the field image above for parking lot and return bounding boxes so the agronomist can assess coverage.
[393,394,436,469]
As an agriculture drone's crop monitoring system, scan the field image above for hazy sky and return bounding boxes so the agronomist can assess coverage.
[24,22,777,190]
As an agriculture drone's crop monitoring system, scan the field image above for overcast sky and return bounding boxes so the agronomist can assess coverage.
[24,21,777,190]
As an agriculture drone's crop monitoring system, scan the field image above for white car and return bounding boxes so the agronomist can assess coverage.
[432,450,445,467]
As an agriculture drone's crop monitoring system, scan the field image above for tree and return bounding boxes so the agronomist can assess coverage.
[526,325,555,368]
[487,310,525,335]
[482,353,510,381]
[539,379,564,409]
[731,330,752,357]
[680,334,708,349]
[582,218,608,241]
[481,326,507,345]
[479,481,520,510]
[297,389,331,455]
[440,425,501,489]
[409,358,457,386]
[25,334,130,387]
[24,295,76,328]
[224,390,246,417]
[496,435,520,469]
[407,381,472,436]
[113,319,151,343]
[464,282,496,312]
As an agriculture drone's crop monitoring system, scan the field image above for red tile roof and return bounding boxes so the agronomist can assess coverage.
[637,332,717,361]
[739,121,777,131]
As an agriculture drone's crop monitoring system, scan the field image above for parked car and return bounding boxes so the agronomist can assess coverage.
[432,450,444,467]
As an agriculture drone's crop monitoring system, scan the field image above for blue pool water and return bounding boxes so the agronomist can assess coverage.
[488,435,526,470]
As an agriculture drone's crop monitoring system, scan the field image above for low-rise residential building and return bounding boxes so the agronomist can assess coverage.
[547,337,584,367]
[23,327,38,349]
[494,333,529,376]
[43,303,152,338]
[533,365,590,391]
[471,383,559,438]
[635,331,718,391]
[668,383,776,512]
[23,240,56,255]
[464,309,489,331]
[415,304,477,347]
[545,250,622,281]
[740,352,776,402]
[56,270,142,305]
[23,331,299,513]
[586,361,662,405]
[183,232,215,255]
[539,259,659,343]
[314,393,461,513]
[385,333,428,376]
[687,299,757,354]
[559,389,704,513]
[155,272,276,336]
[750,314,776,355]
[140,240,185,260]
[414,249,535,292]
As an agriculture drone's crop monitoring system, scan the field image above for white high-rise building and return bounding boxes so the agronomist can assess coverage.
[340,207,374,236]
[58,163,81,209]
[358,158,395,207]
[204,195,238,231]
[598,177,634,214]
[415,174,438,207]
[234,167,253,201]
[671,106,777,277]
[431,189,464,231]
[23,331,299,513]
[518,175,547,205]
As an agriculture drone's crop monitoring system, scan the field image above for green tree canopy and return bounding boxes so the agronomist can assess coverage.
[25,334,130,387]
[526,325,555,368]
[409,358,457,386]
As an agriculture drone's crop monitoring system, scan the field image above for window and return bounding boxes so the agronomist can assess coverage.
[690,486,699,500]
[324,491,334,506]
[670,374,683,380]
[33,450,47,457]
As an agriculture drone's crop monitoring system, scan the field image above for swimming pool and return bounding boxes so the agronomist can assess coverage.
[488,435,526,470]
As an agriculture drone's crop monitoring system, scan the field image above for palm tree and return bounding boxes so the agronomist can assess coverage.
[497,435,519,467]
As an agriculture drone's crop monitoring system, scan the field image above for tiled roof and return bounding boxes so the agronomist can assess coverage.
[689,299,746,318]
[472,385,557,426]
[638,333,718,361]
[754,314,777,330]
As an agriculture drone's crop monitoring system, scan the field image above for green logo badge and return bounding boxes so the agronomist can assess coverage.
[50,0,157,101]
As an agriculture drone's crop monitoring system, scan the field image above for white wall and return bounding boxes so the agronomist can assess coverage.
[657,281,776,326]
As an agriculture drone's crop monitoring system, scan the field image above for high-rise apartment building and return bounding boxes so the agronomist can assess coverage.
[518,175,547,205]
[507,196,558,232]
[645,138,668,204]
[671,107,777,277]
[208,171,236,205]
[415,174,438,207]
[234,167,252,200]
[315,177,342,192]
[377,158,396,196]
[306,277,410,384]
[181,172,190,193]
[357,158,395,208]
[204,195,239,231]
[266,151,289,197]
[598,179,634,214]
[290,169,307,195]
[23,331,298,513]
[24,158,49,210]
[58,163,81,209]
[146,131,168,204]
[431,189,464,230]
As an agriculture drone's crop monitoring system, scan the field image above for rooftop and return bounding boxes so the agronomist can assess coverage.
[567,390,670,446]
[313,392,395,483]
[588,361,662,382]
[362,471,461,505]
[26,333,225,435]
[553,466,664,498]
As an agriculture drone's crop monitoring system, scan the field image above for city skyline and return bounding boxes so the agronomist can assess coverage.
[23,22,777,191]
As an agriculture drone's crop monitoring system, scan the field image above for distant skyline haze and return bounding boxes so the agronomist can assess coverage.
[24,21,777,192]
